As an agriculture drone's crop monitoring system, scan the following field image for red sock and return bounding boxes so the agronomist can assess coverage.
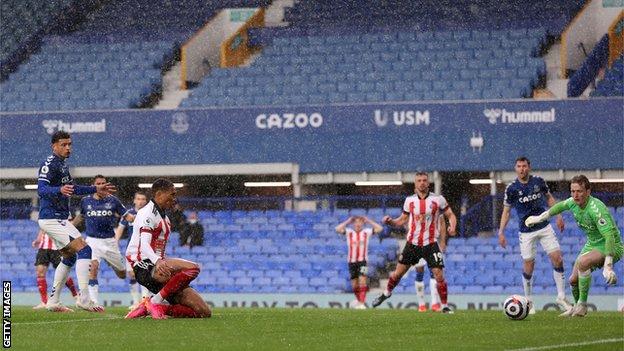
[353,286,360,301]
[159,268,200,300]
[386,273,400,294]
[37,277,47,304]
[65,277,78,297]
[437,280,448,304]
[358,285,367,303]
[168,304,199,318]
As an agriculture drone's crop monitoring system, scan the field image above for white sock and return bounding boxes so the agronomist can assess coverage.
[129,279,141,305]
[151,292,165,304]
[48,262,71,305]
[430,277,440,305]
[522,273,533,302]
[415,281,425,306]
[88,282,99,304]
[553,269,566,300]
[76,259,92,304]
[141,285,152,299]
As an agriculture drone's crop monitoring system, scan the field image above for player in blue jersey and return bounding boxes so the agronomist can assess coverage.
[71,175,135,306]
[37,131,116,312]
[115,191,150,308]
[497,157,573,313]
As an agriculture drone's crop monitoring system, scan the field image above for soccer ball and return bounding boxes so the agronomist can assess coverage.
[503,295,532,320]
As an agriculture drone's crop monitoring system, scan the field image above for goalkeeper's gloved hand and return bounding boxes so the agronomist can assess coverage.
[602,256,617,285]
[524,216,540,228]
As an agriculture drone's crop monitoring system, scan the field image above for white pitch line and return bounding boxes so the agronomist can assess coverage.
[506,338,624,351]
[14,316,122,325]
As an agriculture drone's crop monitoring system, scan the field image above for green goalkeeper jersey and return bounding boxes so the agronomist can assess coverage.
[549,196,622,257]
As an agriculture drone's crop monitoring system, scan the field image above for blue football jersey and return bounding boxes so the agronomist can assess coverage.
[80,195,127,238]
[503,175,551,233]
[37,154,96,219]
[118,208,138,235]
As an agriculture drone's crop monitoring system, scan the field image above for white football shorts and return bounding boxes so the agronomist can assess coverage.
[38,219,81,249]
[86,237,126,272]
[519,224,561,260]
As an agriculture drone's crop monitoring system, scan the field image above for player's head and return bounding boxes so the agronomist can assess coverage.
[352,216,364,231]
[570,175,591,206]
[414,172,429,194]
[151,178,176,210]
[93,175,107,196]
[133,191,148,210]
[51,131,72,159]
[514,157,531,180]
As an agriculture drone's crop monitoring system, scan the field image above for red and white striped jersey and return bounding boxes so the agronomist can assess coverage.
[403,193,448,247]
[38,232,56,250]
[125,201,171,266]
[344,227,373,263]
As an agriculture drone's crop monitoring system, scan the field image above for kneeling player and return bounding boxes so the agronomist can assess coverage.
[125,179,210,319]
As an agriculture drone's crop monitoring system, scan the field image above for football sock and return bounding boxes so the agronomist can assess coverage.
[155,268,200,302]
[168,304,198,318]
[357,284,367,303]
[571,283,579,303]
[37,277,47,304]
[430,277,440,305]
[553,266,566,300]
[76,246,93,304]
[88,279,99,304]
[384,272,400,296]
[522,272,533,301]
[49,255,75,305]
[436,279,448,305]
[415,281,425,306]
[129,278,141,305]
[65,277,78,297]
[578,270,591,303]
[353,286,360,301]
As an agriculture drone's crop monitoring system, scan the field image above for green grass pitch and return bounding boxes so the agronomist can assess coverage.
[9,307,624,350]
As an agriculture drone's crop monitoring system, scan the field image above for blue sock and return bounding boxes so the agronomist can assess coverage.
[77,245,92,259]
[416,270,425,282]
[129,279,137,284]
[554,266,564,273]
[88,279,98,286]
[429,270,435,279]
[522,272,532,280]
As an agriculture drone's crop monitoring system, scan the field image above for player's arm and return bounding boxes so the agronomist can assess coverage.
[32,229,44,248]
[335,217,353,234]
[438,216,448,252]
[525,198,572,227]
[72,182,116,196]
[364,216,384,233]
[546,192,565,232]
[498,206,511,248]
[442,206,457,236]
[136,214,161,263]
[71,213,83,228]
[383,212,409,227]
[37,163,63,198]
[591,204,620,284]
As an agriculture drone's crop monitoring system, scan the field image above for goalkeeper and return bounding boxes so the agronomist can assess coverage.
[525,175,623,317]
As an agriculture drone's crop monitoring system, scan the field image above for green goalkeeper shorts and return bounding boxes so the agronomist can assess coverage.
[577,242,623,269]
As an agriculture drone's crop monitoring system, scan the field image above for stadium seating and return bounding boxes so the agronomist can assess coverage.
[181,28,547,108]
[590,56,624,97]
[1,207,622,296]
[0,0,73,63]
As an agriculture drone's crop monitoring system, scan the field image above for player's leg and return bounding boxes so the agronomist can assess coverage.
[50,250,78,300]
[572,249,605,317]
[146,258,200,318]
[88,260,100,304]
[34,252,49,309]
[168,287,211,318]
[429,269,441,311]
[519,232,537,313]
[356,266,368,307]
[414,261,427,311]
[539,226,572,310]
[372,260,411,307]
[427,244,451,313]
[348,263,359,306]
[126,260,142,308]
[559,261,579,317]
[67,237,104,311]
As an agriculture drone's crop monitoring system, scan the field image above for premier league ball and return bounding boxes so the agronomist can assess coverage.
[503,295,532,320]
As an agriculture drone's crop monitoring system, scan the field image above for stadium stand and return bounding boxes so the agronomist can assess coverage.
[2,207,622,295]
[0,0,269,112]
[590,56,624,97]
[181,0,586,107]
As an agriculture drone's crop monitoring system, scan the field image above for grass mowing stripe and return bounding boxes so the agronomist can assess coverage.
[14,315,121,325]
[505,338,624,351]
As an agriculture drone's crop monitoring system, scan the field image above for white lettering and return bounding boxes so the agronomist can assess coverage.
[255,113,324,129]
[41,119,107,135]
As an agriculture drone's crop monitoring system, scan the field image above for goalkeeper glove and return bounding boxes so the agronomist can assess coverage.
[602,256,617,285]
[525,210,550,228]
